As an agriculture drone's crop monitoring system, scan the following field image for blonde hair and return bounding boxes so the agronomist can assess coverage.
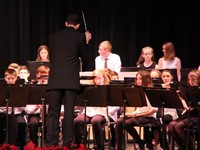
[8,63,20,70]
[8,63,20,75]
[92,69,111,85]
[187,69,200,86]
[99,41,112,52]
[136,46,155,66]
[150,69,161,79]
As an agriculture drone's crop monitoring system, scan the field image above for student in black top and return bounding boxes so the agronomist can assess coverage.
[136,46,158,70]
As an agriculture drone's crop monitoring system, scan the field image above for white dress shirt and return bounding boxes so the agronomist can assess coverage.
[95,53,122,73]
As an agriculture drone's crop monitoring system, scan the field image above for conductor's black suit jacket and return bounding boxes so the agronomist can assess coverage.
[47,27,87,90]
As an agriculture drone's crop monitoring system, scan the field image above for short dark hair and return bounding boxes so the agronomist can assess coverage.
[66,14,80,25]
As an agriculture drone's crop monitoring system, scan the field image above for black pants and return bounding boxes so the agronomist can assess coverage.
[74,114,106,148]
[45,89,77,147]
[0,113,18,145]
[28,114,40,146]
[15,114,27,150]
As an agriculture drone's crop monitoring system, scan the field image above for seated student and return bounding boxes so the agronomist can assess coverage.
[8,63,20,77]
[168,69,200,150]
[74,69,119,149]
[3,69,26,150]
[18,65,30,83]
[115,70,159,150]
[153,69,179,149]
[0,69,18,145]
[136,46,158,70]
[150,69,161,79]
[35,45,50,62]
[149,69,162,86]
[25,65,50,146]
[35,65,50,84]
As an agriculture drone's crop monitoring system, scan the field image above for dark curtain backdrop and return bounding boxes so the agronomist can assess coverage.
[0,0,199,77]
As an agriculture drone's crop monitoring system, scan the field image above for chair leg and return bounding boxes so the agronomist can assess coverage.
[87,125,91,149]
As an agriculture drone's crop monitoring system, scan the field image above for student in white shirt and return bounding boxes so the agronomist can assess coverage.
[158,42,182,81]
[74,69,119,149]
[95,40,122,73]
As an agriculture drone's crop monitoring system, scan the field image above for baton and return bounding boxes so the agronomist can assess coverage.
[82,11,88,31]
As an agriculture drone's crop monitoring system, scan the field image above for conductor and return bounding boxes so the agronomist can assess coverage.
[45,14,92,148]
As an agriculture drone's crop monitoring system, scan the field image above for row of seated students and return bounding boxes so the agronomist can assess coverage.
[0,63,51,149]
[118,69,199,150]
[0,45,50,149]
[78,68,200,150]
[1,62,200,150]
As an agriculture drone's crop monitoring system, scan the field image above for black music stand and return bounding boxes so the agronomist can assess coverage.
[124,86,147,150]
[144,87,184,150]
[0,84,30,144]
[179,86,200,150]
[107,85,147,150]
[28,84,49,147]
[75,85,107,147]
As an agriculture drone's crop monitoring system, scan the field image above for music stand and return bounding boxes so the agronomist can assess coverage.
[75,85,107,146]
[144,87,184,149]
[120,67,140,72]
[107,85,147,150]
[124,86,147,107]
[28,84,49,147]
[0,84,30,144]
[124,86,147,149]
[179,86,200,150]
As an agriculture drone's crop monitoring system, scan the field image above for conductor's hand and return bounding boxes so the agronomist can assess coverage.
[85,31,92,44]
